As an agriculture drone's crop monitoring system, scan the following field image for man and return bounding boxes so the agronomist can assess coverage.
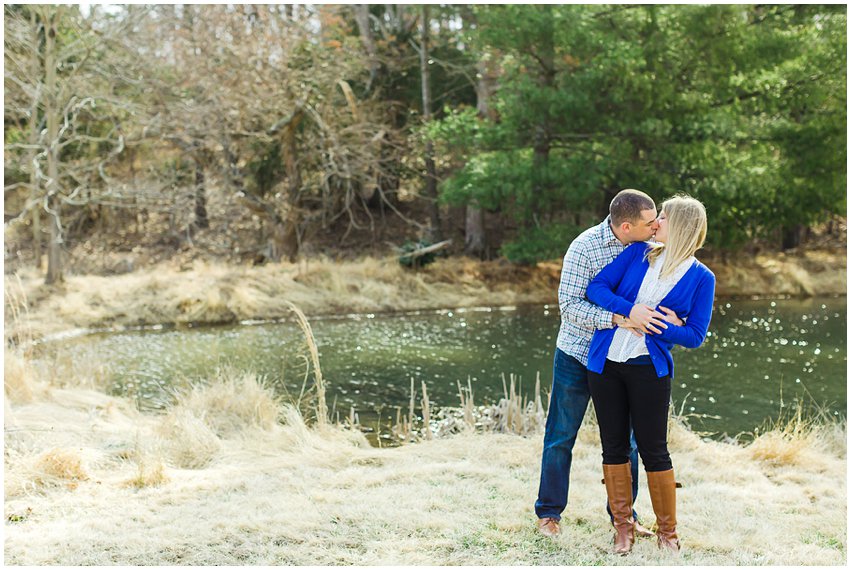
[535,188,680,538]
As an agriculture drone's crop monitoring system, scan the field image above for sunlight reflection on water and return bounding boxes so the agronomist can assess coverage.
[36,297,846,440]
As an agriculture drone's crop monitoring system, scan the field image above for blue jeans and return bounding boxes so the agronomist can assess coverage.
[535,349,641,522]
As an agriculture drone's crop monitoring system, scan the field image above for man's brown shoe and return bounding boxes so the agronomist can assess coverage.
[537,517,560,538]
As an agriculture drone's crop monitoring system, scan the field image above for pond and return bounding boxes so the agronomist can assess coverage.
[34,297,846,442]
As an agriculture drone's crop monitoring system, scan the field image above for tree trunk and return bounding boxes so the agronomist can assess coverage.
[464,46,497,259]
[31,202,42,267]
[43,7,63,285]
[193,158,209,229]
[531,6,555,227]
[46,203,63,284]
[420,5,442,242]
[354,4,379,94]
[464,207,485,257]
[781,224,807,251]
[29,9,42,267]
[280,111,303,262]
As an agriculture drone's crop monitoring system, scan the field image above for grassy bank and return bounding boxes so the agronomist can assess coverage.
[4,249,846,344]
[4,352,846,565]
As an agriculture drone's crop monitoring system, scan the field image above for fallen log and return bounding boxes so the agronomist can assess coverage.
[397,239,452,260]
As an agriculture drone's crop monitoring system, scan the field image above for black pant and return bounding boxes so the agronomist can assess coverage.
[588,359,673,472]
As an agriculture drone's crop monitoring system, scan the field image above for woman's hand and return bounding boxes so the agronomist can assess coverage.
[629,304,668,334]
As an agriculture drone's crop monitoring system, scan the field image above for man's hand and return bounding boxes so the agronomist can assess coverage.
[628,304,668,334]
[658,306,684,327]
[618,316,645,337]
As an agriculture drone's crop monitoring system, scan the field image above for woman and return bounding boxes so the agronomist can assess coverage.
[584,195,716,555]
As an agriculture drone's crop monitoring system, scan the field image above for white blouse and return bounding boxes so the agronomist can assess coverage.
[607,249,695,362]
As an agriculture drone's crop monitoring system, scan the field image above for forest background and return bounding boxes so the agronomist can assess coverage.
[4,3,847,286]
[3,6,847,565]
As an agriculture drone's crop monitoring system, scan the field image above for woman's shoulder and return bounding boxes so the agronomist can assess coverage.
[606,241,651,269]
[691,258,716,283]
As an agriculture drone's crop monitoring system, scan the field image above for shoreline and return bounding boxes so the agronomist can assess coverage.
[4,249,846,345]
[28,293,848,349]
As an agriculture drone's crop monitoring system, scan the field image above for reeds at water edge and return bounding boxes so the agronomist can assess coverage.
[280,300,327,428]
[378,371,549,444]
[278,302,843,452]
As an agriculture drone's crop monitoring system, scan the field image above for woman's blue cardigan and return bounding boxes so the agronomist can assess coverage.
[586,242,716,378]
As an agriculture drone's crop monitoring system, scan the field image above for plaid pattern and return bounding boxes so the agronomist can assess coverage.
[556,216,627,366]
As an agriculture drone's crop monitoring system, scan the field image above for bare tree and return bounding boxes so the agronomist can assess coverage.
[4,7,43,266]
[4,5,146,283]
[129,5,403,261]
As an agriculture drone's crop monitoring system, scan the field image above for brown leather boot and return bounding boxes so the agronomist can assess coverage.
[647,469,680,552]
[602,463,635,555]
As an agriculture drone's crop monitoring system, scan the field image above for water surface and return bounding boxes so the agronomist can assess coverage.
[36,298,846,441]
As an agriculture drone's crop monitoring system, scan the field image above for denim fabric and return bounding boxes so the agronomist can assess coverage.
[535,349,641,521]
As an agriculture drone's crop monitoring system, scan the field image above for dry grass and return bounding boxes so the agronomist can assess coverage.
[158,407,223,469]
[167,368,280,437]
[3,257,559,344]
[4,349,37,404]
[33,448,89,483]
[420,372,547,440]
[7,251,843,346]
[4,358,846,566]
[123,458,169,489]
[710,250,846,297]
[747,401,847,468]
[283,300,327,426]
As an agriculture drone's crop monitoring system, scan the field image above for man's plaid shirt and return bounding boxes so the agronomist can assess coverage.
[556,216,628,366]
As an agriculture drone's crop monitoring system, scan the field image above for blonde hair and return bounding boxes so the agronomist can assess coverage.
[646,195,707,278]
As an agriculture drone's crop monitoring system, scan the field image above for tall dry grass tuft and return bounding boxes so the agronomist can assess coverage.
[30,448,89,490]
[747,399,844,467]
[28,346,114,391]
[421,381,433,440]
[4,273,34,350]
[169,367,280,438]
[123,458,168,489]
[158,407,223,469]
[458,378,475,427]
[4,349,38,404]
[4,277,43,404]
[283,301,327,427]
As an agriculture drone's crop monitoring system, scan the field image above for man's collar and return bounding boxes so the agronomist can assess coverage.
[601,215,621,244]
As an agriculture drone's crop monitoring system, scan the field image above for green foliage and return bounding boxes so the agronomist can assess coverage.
[4,4,843,264]
[501,223,582,265]
[433,4,847,258]
[163,158,193,187]
[439,149,600,223]
[246,141,284,196]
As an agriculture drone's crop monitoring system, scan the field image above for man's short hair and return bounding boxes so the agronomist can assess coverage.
[609,189,656,226]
